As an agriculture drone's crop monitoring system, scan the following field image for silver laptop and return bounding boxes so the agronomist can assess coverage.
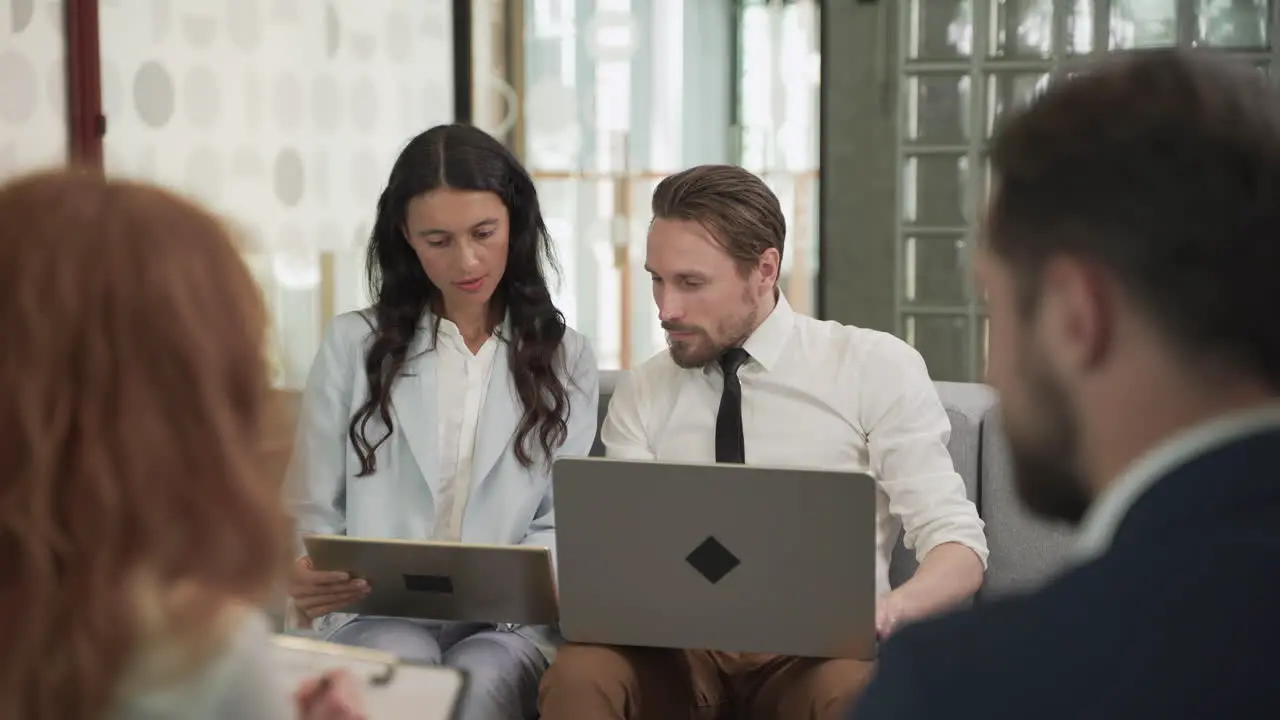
[553,457,878,659]
[303,535,558,626]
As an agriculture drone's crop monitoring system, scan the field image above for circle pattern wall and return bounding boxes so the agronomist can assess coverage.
[0,0,68,177]
[100,0,453,257]
[98,0,454,385]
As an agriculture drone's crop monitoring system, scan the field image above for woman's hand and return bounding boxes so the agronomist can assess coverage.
[295,670,366,720]
[288,556,369,623]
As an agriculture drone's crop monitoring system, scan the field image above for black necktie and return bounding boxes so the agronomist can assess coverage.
[715,348,750,464]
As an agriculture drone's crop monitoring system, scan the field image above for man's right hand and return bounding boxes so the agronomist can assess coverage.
[289,556,370,622]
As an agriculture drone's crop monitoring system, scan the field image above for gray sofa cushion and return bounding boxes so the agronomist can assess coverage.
[977,407,1077,599]
[589,371,622,457]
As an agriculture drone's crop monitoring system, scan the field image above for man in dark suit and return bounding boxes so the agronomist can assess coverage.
[848,49,1280,720]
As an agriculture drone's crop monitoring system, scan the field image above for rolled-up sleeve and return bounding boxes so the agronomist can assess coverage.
[859,335,989,567]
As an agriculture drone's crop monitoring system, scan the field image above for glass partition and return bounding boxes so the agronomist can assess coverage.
[895,0,1275,381]
[524,0,737,368]
[736,0,821,319]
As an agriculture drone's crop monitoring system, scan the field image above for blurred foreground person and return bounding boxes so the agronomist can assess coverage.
[849,49,1280,719]
[0,170,362,719]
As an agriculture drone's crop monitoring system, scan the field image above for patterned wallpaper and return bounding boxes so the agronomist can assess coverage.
[99,0,455,386]
[0,0,68,177]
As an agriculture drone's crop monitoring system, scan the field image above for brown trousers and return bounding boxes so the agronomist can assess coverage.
[538,644,875,720]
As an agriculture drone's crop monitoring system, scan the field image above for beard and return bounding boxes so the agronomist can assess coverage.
[664,326,717,368]
[1004,343,1093,525]
[664,296,761,369]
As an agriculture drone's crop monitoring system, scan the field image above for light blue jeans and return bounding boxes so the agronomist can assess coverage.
[328,618,546,720]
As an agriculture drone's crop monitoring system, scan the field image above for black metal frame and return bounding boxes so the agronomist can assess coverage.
[452,0,474,124]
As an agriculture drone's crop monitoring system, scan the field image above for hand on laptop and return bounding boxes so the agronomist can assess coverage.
[875,590,916,640]
[289,556,370,623]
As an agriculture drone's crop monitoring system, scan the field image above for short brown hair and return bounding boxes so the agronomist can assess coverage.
[988,48,1280,387]
[651,164,786,275]
[0,169,286,717]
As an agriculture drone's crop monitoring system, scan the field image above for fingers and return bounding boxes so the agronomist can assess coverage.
[289,556,371,620]
[294,569,357,586]
[296,582,367,609]
[311,570,359,585]
[296,593,367,619]
[874,606,892,640]
[876,611,900,640]
[293,675,323,701]
[297,586,367,606]
[297,671,367,720]
[291,578,368,599]
[294,556,356,586]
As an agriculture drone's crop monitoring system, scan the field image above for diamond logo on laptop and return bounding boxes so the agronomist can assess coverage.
[685,536,741,584]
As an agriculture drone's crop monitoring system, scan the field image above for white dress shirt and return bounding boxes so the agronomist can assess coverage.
[1072,404,1280,563]
[601,293,989,597]
[431,319,500,541]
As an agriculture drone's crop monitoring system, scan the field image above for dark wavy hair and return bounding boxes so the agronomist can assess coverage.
[349,124,570,474]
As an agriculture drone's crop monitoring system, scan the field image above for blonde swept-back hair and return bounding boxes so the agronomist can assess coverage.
[0,169,287,718]
[650,164,787,278]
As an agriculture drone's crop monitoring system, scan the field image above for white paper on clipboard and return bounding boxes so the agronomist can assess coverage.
[270,635,466,720]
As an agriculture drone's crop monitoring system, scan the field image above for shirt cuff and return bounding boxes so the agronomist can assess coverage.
[914,530,990,570]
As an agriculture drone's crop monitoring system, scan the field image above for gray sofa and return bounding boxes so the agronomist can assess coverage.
[591,372,1078,602]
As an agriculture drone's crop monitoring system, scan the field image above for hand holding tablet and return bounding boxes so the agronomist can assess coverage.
[290,556,372,622]
[302,535,559,626]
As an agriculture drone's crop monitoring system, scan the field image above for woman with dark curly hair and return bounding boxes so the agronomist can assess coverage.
[287,124,599,719]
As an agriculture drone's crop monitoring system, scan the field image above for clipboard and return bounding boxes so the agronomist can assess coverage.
[270,635,467,720]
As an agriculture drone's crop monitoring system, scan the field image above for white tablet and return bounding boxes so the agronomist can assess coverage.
[303,535,558,626]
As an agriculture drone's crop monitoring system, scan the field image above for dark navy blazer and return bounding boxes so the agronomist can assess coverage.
[848,429,1280,720]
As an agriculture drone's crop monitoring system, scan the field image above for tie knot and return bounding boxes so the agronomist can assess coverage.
[719,347,750,377]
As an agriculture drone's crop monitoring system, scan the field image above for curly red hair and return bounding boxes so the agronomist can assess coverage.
[0,169,287,718]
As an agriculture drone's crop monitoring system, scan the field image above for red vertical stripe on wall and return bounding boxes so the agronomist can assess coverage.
[64,0,103,169]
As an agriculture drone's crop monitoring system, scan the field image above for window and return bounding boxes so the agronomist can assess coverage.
[895,0,1274,381]
[524,0,818,368]
[736,0,821,318]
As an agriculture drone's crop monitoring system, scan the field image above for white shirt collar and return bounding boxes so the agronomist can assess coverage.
[1072,404,1280,562]
[739,291,796,372]
[428,311,507,348]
